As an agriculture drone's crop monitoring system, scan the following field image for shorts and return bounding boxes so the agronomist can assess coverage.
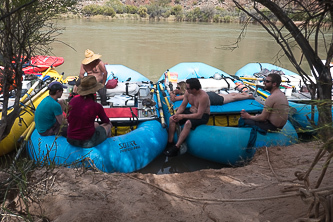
[67,126,107,148]
[242,119,280,131]
[39,121,68,137]
[207,92,224,105]
[178,108,210,130]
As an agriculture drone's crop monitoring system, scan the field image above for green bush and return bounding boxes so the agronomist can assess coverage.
[126,5,138,14]
[175,13,184,21]
[106,0,125,14]
[185,10,196,22]
[147,3,169,19]
[223,15,231,22]
[102,6,116,17]
[82,5,103,16]
[200,7,214,22]
[171,5,183,15]
[162,10,171,18]
[137,6,148,18]
[213,14,222,23]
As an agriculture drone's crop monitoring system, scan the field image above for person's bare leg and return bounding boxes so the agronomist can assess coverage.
[168,116,177,143]
[175,120,192,148]
[220,92,254,104]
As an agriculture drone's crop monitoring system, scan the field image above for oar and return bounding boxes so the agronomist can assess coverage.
[20,66,52,103]
[158,82,186,154]
[242,81,267,105]
[239,76,264,81]
[239,76,293,83]
[154,84,166,128]
[20,85,49,115]
[158,82,175,115]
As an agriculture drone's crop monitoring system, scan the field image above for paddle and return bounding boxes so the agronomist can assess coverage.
[158,82,175,115]
[20,66,52,103]
[239,76,294,83]
[158,82,187,155]
[154,84,166,128]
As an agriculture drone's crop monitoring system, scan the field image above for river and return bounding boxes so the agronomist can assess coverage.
[51,19,315,82]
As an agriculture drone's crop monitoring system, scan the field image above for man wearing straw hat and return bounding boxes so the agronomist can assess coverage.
[79,49,108,105]
[67,75,112,148]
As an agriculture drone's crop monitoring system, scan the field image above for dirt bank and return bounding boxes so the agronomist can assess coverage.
[5,141,330,221]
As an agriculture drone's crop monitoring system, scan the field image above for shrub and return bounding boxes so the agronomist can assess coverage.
[185,10,196,22]
[171,5,183,16]
[175,12,184,21]
[213,14,222,23]
[223,15,231,22]
[200,7,214,22]
[126,5,138,14]
[106,0,125,14]
[82,5,103,16]
[147,3,168,19]
[162,10,171,18]
[102,6,116,17]
[137,6,148,18]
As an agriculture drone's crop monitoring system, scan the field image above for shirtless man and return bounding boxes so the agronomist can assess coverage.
[79,49,108,105]
[164,78,210,157]
[240,73,289,131]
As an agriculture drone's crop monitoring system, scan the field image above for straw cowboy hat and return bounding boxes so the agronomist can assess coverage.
[82,49,102,65]
[77,75,104,96]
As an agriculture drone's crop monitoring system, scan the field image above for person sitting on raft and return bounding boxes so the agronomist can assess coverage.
[67,75,112,148]
[170,81,186,102]
[35,82,68,137]
[239,73,289,131]
[164,78,210,157]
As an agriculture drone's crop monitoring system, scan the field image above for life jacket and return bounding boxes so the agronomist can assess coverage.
[0,70,19,93]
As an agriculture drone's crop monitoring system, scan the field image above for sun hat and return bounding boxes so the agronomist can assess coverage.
[82,49,102,65]
[77,75,104,96]
[48,81,67,91]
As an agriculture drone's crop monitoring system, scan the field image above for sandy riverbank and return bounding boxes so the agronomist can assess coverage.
[3,141,332,221]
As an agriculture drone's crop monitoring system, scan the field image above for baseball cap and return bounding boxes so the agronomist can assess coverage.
[48,82,67,91]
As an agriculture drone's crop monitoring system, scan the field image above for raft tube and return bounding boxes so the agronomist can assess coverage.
[27,120,167,173]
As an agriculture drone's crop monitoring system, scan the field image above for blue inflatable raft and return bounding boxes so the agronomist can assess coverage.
[157,62,298,165]
[27,65,168,173]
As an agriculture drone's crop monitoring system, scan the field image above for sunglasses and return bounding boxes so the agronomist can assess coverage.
[264,79,272,83]
[176,87,180,90]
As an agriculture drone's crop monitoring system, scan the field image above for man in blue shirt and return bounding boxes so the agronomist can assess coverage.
[35,82,68,137]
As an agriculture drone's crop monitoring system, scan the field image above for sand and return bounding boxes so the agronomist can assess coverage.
[3,141,333,221]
